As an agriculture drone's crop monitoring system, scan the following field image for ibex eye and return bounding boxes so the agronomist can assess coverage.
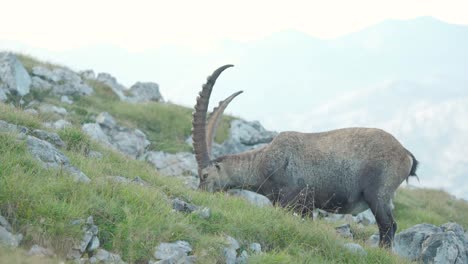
[215,164,220,170]
[202,173,208,179]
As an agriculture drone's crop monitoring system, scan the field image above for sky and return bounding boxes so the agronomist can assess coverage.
[1,0,468,52]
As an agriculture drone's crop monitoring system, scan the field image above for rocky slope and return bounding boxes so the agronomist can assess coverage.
[1,52,468,263]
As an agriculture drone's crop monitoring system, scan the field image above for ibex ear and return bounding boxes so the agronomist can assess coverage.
[214,162,221,171]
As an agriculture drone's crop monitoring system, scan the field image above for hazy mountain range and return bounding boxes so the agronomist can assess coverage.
[2,16,467,199]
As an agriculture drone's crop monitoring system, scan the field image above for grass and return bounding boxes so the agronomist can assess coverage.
[2,54,467,263]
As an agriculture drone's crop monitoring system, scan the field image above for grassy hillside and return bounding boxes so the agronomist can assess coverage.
[1,54,467,263]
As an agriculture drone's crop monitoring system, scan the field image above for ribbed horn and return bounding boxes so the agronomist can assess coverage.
[206,91,243,157]
[192,64,234,176]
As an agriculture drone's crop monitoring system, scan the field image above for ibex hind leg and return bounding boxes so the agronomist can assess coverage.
[363,189,396,248]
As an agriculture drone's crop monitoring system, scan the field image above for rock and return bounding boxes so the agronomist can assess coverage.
[38,103,68,116]
[26,135,90,183]
[343,243,367,256]
[143,151,197,176]
[355,209,376,226]
[27,244,55,257]
[335,224,353,239]
[224,236,240,264]
[0,215,13,232]
[31,129,65,148]
[421,231,467,264]
[83,113,150,159]
[249,243,262,254]
[172,198,199,213]
[227,189,273,208]
[87,236,100,252]
[43,119,72,130]
[82,123,112,146]
[366,233,379,248]
[31,76,52,91]
[61,95,73,104]
[96,112,117,129]
[196,207,211,219]
[153,241,193,263]
[89,249,126,264]
[236,250,249,264]
[394,224,442,260]
[96,73,127,100]
[127,82,164,103]
[31,66,93,96]
[79,70,96,80]
[212,120,277,158]
[0,89,7,101]
[0,120,28,134]
[0,226,22,247]
[0,52,31,97]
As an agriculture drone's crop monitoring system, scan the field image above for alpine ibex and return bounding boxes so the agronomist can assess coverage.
[192,65,418,247]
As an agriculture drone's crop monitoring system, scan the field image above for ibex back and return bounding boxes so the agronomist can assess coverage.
[191,65,418,248]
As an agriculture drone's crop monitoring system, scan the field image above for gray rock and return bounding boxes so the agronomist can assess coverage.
[421,231,467,264]
[127,82,164,103]
[172,198,199,213]
[355,209,376,226]
[394,223,442,260]
[236,250,249,264]
[0,226,22,247]
[38,103,68,116]
[24,108,39,115]
[196,207,211,219]
[83,113,149,159]
[27,244,55,257]
[144,151,197,176]
[31,76,52,91]
[26,135,90,183]
[96,112,117,129]
[79,70,96,80]
[82,123,111,146]
[366,233,379,248]
[87,236,100,252]
[0,215,12,232]
[0,88,7,101]
[96,73,127,100]
[227,189,273,208]
[31,129,65,148]
[224,236,240,264]
[0,52,31,97]
[343,243,367,256]
[31,66,93,96]
[335,224,353,239]
[212,120,277,158]
[154,241,192,261]
[61,95,73,104]
[249,243,262,254]
[225,236,240,251]
[0,120,28,134]
[89,249,126,264]
[44,119,72,130]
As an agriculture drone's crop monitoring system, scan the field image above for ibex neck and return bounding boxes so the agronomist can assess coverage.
[218,147,265,190]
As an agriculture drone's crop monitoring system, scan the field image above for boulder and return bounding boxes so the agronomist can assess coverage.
[0,89,7,101]
[343,243,367,256]
[31,76,52,91]
[143,151,197,176]
[355,209,376,226]
[89,249,126,264]
[61,95,73,104]
[79,69,96,80]
[0,120,28,134]
[227,189,273,208]
[43,119,72,130]
[249,243,262,254]
[0,215,13,232]
[31,129,65,148]
[394,222,467,263]
[38,103,68,116]
[127,82,164,103]
[96,73,127,100]
[0,52,31,97]
[26,135,90,183]
[212,120,277,158]
[31,66,93,96]
[335,224,353,239]
[83,112,150,159]
[153,240,195,264]
[0,226,23,247]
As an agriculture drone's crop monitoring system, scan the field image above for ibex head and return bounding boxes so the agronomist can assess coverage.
[191,65,243,191]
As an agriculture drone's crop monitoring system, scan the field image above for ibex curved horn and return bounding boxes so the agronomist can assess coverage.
[191,64,234,176]
[206,91,243,157]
